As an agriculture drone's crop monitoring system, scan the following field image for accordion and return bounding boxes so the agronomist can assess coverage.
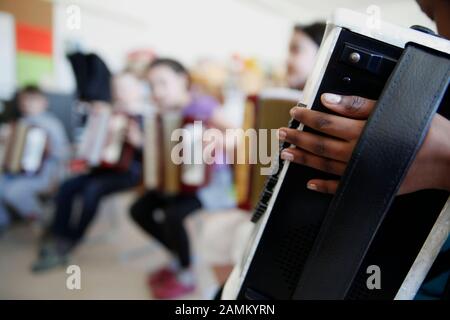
[76,110,134,171]
[143,111,211,194]
[223,9,450,300]
[235,90,302,210]
[0,121,48,175]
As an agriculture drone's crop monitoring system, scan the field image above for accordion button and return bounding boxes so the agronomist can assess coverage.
[349,52,361,63]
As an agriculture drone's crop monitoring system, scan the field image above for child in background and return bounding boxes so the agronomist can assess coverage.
[32,73,145,272]
[287,22,326,90]
[130,58,236,299]
[0,86,69,235]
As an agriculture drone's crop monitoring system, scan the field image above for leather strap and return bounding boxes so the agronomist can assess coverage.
[293,44,450,299]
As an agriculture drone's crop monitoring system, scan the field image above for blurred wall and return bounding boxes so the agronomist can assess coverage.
[0,12,15,100]
[52,0,293,93]
[0,0,437,90]
[0,0,53,97]
[46,0,438,93]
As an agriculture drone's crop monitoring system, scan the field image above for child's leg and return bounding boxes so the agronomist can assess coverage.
[0,176,12,229]
[32,175,92,273]
[73,171,140,243]
[2,176,48,221]
[163,194,202,269]
[151,194,202,298]
[0,203,10,229]
[130,190,171,248]
[51,175,90,239]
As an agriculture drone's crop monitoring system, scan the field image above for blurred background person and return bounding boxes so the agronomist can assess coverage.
[0,86,69,235]
[32,72,145,272]
[287,22,326,90]
[130,58,236,299]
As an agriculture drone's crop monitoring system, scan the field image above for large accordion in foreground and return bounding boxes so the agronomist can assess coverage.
[0,121,48,175]
[143,111,211,194]
[76,110,134,171]
[223,9,450,300]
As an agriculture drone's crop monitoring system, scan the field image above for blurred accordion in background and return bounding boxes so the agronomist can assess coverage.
[75,110,134,171]
[235,90,302,210]
[143,112,211,194]
[0,122,48,175]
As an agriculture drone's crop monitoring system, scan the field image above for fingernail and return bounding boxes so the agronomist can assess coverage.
[322,93,342,104]
[307,183,318,191]
[278,129,287,141]
[281,151,294,161]
[289,107,298,117]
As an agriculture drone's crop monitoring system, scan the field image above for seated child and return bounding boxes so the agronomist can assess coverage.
[130,58,236,299]
[0,86,69,234]
[32,73,145,272]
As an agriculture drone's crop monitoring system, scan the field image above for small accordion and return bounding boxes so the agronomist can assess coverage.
[235,89,302,210]
[223,9,450,300]
[75,110,134,171]
[0,121,48,175]
[143,111,211,194]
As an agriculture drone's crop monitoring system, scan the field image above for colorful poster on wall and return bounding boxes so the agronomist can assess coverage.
[16,22,53,86]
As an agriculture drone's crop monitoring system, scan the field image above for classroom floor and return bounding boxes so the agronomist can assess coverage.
[0,192,217,300]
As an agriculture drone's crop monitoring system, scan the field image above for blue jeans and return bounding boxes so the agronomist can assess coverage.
[51,169,139,244]
[0,173,53,228]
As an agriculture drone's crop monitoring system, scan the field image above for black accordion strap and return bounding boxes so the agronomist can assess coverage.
[293,44,450,299]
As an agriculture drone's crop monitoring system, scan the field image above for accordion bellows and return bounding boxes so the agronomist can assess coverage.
[235,90,302,210]
[143,111,210,194]
[0,121,47,175]
[76,110,134,171]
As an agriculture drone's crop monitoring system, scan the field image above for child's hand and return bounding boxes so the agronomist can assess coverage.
[91,101,110,114]
[278,93,450,195]
[126,120,143,148]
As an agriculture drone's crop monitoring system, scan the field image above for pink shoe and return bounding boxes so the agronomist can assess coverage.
[152,276,196,299]
[147,267,176,287]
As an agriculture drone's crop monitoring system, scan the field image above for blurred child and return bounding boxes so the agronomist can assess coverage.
[0,86,69,235]
[287,22,326,90]
[32,73,145,272]
[130,58,236,299]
